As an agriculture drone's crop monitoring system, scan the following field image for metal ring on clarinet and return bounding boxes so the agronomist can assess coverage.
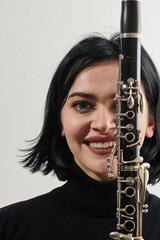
[119,186,136,198]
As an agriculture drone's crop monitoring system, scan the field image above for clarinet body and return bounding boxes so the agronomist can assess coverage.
[108,1,150,239]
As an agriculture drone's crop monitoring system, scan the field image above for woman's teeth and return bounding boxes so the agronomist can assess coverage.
[89,141,115,149]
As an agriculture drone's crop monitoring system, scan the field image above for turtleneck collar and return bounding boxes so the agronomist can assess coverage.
[59,163,117,217]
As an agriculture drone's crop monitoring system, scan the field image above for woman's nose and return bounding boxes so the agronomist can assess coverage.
[90,107,115,134]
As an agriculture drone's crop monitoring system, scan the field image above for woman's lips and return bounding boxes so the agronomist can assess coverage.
[85,135,115,142]
[86,144,114,155]
[84,136,115,155]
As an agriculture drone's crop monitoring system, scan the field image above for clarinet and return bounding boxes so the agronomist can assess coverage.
[107,1,150,239]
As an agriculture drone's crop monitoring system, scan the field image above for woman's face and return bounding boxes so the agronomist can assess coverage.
[61,60,154,181]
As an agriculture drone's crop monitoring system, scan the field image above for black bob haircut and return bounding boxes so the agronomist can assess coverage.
[22,34,160,184]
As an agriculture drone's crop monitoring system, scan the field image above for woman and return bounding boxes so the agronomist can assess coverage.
[0,34,160,240]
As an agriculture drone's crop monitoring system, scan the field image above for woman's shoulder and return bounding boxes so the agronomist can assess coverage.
[0,186,62,222]
[147,190,160,206]
[145,190,160,221]
[0,186,66,239]
[143,191,160,239]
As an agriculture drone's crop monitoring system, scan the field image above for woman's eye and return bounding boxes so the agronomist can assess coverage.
[73,102,93,113]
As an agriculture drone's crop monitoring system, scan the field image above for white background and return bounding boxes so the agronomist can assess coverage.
[0,0,160,208]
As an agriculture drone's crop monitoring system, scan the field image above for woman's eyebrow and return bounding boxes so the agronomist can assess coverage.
[68,92,97,100]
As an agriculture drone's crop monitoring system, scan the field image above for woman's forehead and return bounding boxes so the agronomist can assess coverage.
[68,60,119,93]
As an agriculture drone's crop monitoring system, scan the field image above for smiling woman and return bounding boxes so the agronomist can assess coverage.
[61,59,153,182]
[0,34,160,240]
[61,60,119,181]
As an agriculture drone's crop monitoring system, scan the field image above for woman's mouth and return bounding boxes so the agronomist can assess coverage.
[84,136,115,155]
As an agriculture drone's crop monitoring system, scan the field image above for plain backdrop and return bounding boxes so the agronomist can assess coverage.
[0,0,160,208]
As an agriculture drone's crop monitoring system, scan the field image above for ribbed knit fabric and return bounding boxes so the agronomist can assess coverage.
[60,163,117,217]
[0,163,160,240]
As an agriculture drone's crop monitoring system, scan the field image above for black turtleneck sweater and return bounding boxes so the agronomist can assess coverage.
[0,164,160,240]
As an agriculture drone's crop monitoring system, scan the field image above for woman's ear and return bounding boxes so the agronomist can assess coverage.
[145,114,155,138]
